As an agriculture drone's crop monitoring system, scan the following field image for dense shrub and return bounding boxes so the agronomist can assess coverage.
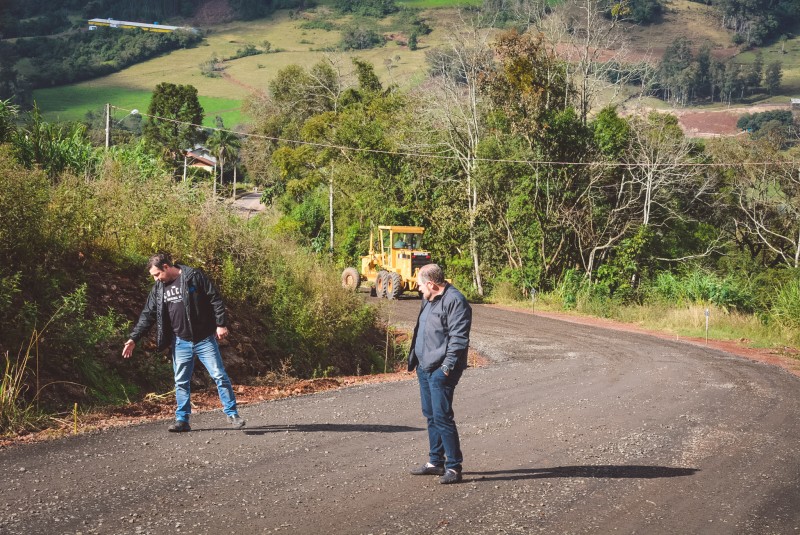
[0,110,384,433]
[299,20,337,31]
[623,0,663,24]
[737,110,794,133]
[334,0,398,17]
[644,268,756,311]
[340,26,385,50]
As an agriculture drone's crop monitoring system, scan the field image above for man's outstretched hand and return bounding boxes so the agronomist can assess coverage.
[216,326,229,340]
[122,339,135,359]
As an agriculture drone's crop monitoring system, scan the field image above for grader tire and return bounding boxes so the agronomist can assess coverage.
[341,267,360,291]
[386,272,403,300]
[375,270,388,298]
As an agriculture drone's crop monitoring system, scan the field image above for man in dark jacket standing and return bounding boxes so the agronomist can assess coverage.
[408,264,472,484]
[122,253,245,432]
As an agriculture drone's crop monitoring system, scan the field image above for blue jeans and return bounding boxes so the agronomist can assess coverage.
[172,335,238,422]
[417,366,463,472]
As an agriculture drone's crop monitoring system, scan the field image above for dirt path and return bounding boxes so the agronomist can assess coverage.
[2,297,800,534]
[220,70,260,94]
[626,102,792,138]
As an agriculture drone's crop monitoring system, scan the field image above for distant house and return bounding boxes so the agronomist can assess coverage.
[87,18,185,33]
[184,145,217,173]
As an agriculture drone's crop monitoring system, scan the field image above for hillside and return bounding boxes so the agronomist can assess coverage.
[27,0,800,128]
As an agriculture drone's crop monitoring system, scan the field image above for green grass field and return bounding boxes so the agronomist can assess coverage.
[33,85,247,127]
[30,4,800,128]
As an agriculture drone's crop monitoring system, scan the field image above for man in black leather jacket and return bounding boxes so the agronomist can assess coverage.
[122,253,245,432]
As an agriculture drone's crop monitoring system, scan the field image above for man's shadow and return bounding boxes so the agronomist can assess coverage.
[229,423,425,436]
[469,465,699,482]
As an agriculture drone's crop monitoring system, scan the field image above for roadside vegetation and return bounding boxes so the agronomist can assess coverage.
[0,98,392,438]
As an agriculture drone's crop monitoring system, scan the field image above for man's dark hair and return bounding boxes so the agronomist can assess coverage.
[147,253,173,271]
[419,263,445,285]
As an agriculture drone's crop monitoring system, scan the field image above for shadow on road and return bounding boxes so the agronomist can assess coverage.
[469,465,699,482]
[224,423,427,436]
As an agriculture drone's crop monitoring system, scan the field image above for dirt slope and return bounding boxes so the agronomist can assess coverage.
[2,296,799,534]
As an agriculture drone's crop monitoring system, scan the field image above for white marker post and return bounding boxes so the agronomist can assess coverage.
[705,308,710,345]
[531,287,536,315]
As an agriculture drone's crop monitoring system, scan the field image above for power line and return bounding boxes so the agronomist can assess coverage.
[112,105,800,169]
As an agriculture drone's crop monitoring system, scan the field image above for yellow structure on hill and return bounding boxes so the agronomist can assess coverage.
[87,18,185,33]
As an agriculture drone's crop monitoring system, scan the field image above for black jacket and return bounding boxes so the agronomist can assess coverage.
[407,284,472,372]
[129,264,226,351]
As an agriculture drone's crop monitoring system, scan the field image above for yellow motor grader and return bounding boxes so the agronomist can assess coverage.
[341,225,432,299]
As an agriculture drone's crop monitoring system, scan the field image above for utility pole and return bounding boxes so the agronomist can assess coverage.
[232,164,237,199]
[329,177,334,251]
[105,103,110,148]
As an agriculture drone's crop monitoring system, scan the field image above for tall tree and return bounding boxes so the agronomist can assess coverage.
[625,112,705,227]
[764,61,782,95]
[143,83,204,165]
[423,16,495,296]
[241,57,345,190]
[712,138,800,268]
[544,0,634,122]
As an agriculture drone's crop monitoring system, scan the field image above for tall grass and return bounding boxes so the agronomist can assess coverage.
[0,349,44,436]
[770,277,800,331]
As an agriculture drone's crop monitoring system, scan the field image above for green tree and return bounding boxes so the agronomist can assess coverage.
[143,83,204,165]
[423,20,496,295]
[351,57,383,94]
[764,61,782,95]
[746,51,763,93]
[408,32,418,51]
[591,106,630,159]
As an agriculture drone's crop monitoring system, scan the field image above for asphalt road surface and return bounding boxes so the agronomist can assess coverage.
[231,192,265,217]
[2,296,799,534]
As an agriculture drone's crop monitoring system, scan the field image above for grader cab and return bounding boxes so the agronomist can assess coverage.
[341,225,432,299]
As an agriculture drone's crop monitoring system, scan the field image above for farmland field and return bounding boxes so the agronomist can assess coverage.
[33,85,247,127]
[34,8,461,125]
[30,3,800,128]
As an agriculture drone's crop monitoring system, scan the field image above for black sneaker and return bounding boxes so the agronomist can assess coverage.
[227,415,246,429]
[439,469,462,484]
[410,463,445,476]
[168,420,190,433]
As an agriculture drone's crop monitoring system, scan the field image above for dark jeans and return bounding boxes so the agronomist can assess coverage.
[417,365,463,472]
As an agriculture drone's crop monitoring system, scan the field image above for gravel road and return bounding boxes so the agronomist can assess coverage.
[2,296,799,534]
